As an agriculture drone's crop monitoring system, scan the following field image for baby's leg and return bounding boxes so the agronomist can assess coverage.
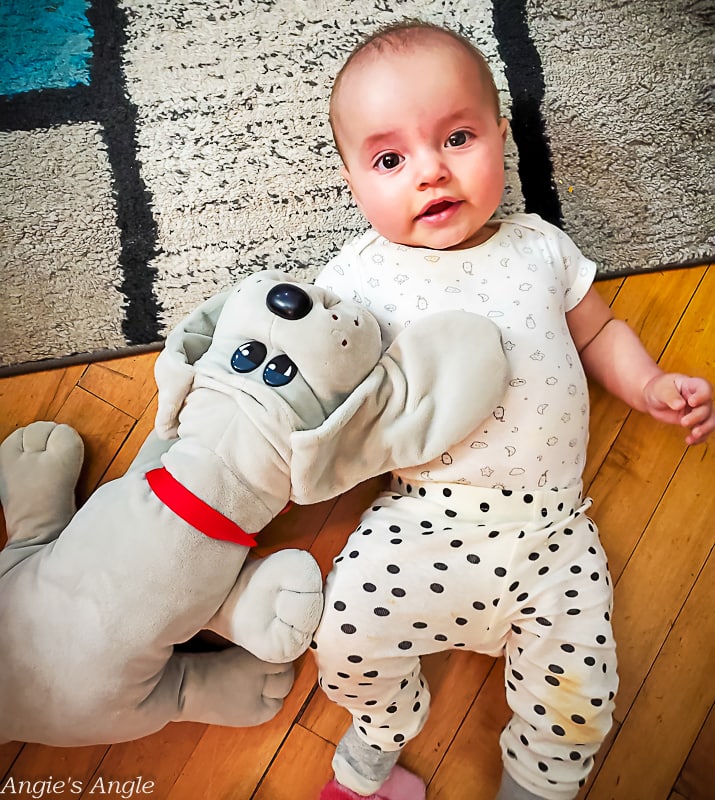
[0,422,83,549]
[314,495,444,797]
[499,512,618,800]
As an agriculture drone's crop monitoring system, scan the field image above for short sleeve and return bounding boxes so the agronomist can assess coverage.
[549,226,597,311]
[314,240,362,303]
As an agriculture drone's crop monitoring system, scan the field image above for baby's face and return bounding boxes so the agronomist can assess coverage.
[333,38,508,250]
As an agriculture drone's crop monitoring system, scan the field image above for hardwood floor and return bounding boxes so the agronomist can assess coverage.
[0,266,713,800]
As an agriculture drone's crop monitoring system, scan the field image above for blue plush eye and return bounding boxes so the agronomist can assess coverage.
[231,341,267,373]
[263,354,297,387]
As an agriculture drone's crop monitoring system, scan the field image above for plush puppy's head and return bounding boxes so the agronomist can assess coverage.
[193,271,383,428]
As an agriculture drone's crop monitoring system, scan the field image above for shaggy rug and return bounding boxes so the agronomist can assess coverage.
[0,0,713,373]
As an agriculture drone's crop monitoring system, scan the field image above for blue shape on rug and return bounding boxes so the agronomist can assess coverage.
[0,0,93,96]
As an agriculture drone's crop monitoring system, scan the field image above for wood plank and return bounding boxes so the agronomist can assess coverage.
[586,410,686,583]
[611,438,714,718]
[102,395,160,483]
[428,660,509,799]
[3,742,108,797]
[0,742,22,779]
[402,651,495,782]
[253,724,336,800]
[0,365,84,444]
[80,723,206,800]
[53,388,134,500]
[79,353,159,420]
[672,704,715,800]
[588,551,715,800]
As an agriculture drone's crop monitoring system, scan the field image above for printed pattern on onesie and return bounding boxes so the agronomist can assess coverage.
[315,213,598,492]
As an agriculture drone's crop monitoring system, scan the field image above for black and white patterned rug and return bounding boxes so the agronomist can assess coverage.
[1,0,713,373]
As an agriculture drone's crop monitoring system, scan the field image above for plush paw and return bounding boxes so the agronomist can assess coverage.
[0,421,83,544]
[173,647,294,727]
[208,548,324,662]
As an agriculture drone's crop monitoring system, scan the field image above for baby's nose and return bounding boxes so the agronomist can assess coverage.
[416,149,449,187]
[266,283,313,320]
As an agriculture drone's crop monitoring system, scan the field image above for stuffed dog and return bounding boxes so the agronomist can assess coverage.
[0,270,508,746]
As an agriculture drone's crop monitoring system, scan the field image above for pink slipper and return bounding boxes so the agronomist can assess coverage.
[320,765,426,800]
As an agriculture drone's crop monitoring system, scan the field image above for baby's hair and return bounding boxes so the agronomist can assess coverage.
[329,19,502,158]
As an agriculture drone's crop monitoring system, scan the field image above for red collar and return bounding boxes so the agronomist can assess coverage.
[146,466,259,547]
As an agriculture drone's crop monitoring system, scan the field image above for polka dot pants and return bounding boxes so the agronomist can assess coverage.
[313,478,618,800]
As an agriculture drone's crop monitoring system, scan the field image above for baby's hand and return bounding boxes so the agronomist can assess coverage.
[643,373,715,445]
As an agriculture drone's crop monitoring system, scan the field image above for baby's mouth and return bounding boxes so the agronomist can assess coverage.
[417,199,461,219]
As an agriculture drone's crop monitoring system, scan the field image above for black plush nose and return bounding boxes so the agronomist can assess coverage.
[266,283,313,320]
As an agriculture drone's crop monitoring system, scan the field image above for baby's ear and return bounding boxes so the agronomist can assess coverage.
[289,311,509,504]
[154,290,230,439]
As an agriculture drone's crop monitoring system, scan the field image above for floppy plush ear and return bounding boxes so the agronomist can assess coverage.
[289,310,509,504]
[154,290,230,439]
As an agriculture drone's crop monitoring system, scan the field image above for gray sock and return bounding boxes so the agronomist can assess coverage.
[495,769,546,800]
[332,725,400,795]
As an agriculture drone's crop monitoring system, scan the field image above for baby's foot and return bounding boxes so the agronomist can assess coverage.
[0,422,83,545]
[320,766,426,800]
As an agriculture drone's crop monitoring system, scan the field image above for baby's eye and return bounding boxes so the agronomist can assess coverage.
[375,152,403,171]
[446,130,472,147]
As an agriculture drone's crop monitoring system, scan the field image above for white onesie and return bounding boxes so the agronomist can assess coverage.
[315,213,596,491]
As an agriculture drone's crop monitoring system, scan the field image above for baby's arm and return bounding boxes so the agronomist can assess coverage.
[567,287,715,445]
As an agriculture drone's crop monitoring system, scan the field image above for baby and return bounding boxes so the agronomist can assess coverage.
[311,19,715,800]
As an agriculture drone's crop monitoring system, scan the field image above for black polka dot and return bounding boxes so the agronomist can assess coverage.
[538,762,548,772]
[398,641,413,650]
[552,725,565,736]
[434,562,448,571]
[534,704,546,715]
[524,494,534,503]
[420,520,432,528]
[435,634,448,642]
[495,566,507,577]
[455,617,468,625]
[334,601,346,611]
[480,502,490,512]
[467,554,480,564]
[387,564,400,574]
[349,550,359,558]
[374,607,390,617]
[536,617,552,627]
[450,539,463,548]
[443,488,452,497]
[473,601,486,610]
[528,552,540,561]
[389,525,401,533]
[341,624,357,634]
[392,588,406,597]
[572,714,586,724]
[364,670,378,678]
[363,583,376,592]
[488,529,501,538]
[430,583,444,593]
[348,655,363,663]
[445,509,457,518]
[545,675,560,686]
